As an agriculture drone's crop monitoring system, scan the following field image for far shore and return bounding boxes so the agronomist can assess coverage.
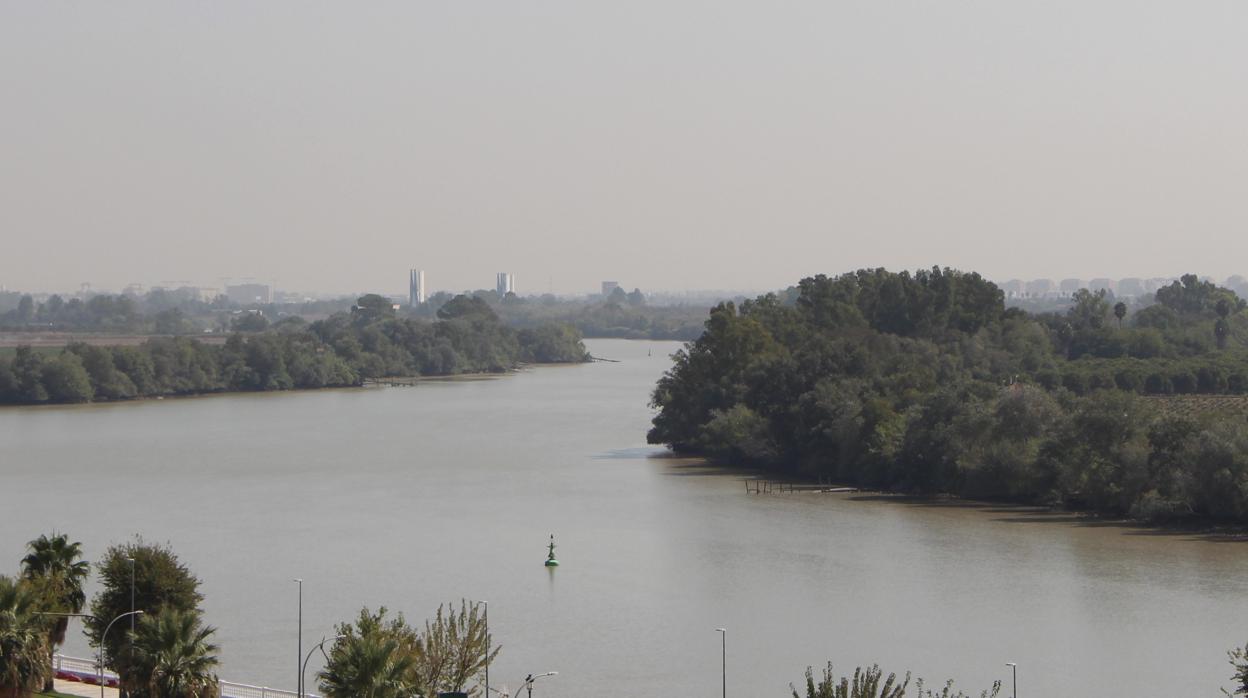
[0,360,596,411]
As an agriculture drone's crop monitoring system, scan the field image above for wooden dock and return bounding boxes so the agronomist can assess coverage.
[744,479,859,494]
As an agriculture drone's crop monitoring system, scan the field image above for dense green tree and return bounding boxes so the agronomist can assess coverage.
[128,610,219,698]
[320,602,498,698]
[67,344,137,399]
[437,295,498,323]
[39,353,94,403]
[229,312,269,333]
[354,294,397,323]
[650,268,1248,522]
[319,608,417,698]
[0,576,51,698]
[20,534,89,691]
[15,295,33,323]
[87,539,204,695]
[8,348,47,403]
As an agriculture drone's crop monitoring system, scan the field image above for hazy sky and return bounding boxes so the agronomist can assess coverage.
[2,2,1246,296]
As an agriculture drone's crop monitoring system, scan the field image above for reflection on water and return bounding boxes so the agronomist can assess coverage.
[2,339,1246,697]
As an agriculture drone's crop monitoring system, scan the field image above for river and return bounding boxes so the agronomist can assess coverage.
[2,338,1246,696]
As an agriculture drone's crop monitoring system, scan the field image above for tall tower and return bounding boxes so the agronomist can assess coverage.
[496,272,515,296]
[409,269,426,305]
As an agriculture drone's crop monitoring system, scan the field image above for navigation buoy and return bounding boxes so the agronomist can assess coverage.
[545,534,559,567]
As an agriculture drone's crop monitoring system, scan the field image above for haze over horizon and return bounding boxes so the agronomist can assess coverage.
[3,2,1246,295]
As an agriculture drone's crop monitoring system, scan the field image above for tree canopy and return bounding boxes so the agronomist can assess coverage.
[650,267,1248,523]
[0,296,589,405]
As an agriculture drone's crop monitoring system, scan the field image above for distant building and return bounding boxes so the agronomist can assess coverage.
[409,269,426,305]
[1000,279,1024,298]
[1088,278,1116,295]
[1025,279,1055,297]
[1147,277,1176,294]
[1117,278,1145,297]
[225,283,273,305]
[1059,278,1083,296]
[601,281,620,297]
[496,273,515,296]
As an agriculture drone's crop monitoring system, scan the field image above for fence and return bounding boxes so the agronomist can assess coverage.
[54,654,314,698]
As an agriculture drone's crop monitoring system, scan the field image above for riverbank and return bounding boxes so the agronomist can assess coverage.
[711,458,1248,538]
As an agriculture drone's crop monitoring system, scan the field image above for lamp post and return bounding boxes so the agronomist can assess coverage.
[481,600,489,698]
[294,579,303,698]
[100,610,145,698]
[35,610,141,698]
[301,635,344,698]
[516,671,557,698]
[1005,662,1016,698]
[716,628,726,698]
[127,557,136,669]
[464,598,492,696]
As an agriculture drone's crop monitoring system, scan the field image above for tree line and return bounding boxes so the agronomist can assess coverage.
[0,294,588,406]
[649,268,1248,523]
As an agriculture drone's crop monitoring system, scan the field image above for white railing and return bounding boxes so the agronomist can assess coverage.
[54,655,315,698]
[219,681,305,698]
[53,653,116,684]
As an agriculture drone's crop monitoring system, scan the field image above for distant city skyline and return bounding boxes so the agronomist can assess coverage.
[4,3,1247,298]
[8,269,1248,302]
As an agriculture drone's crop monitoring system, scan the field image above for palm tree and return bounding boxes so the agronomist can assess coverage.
[129,610,219,698]
[319,630,416,698]
[20,533,89,691]
[0,576,51,698]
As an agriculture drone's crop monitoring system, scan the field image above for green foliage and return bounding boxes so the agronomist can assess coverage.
[320,609,417,698]
[651,268,1248,522]
[0,303,587,405]
[0,576,52,696]
[20,533,89,672]
[320,601,498,698]
[412,601,498,696]
[128,610,219,698]
[913,678,1002,698]
[792,664,908,698]
[86,538,204,693]
[792,664,1000,698]
[229,312,269,333]
[1225,642,1248,696]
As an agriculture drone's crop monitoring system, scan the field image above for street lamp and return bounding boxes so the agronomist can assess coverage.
[100,610,144,698]
[127,557,136,668]
[716,628,726,698]
[294,578,303,698]
[480,600,489,698]
[516,671,557,698]
[38,611,144,698]
[1005,662,1016,698]
[301,635,344,698]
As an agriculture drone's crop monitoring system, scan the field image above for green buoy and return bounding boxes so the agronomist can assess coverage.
[545,534,559,566]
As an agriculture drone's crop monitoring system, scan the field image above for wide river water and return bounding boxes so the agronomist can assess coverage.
[3,338,1248,696]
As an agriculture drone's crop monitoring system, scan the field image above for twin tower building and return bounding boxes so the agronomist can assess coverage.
[408,269,515,307]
